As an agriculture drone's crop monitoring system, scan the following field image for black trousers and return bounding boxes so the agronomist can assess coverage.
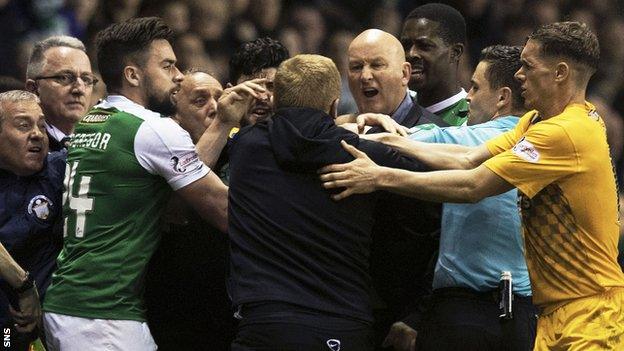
[231,303,374,351]
[416,288,538,351]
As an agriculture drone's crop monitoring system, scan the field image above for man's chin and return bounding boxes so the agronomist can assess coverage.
[255,113,270,122]
[244,112,269,126]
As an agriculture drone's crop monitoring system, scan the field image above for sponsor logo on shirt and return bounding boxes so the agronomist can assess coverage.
[170,151,200,173]
[27,195,53,220]
[512,137,540,163]
[588,109,600,121]
[326,339,341,351]
[82,114,110,123]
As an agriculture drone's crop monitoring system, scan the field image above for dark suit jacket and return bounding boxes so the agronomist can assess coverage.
[402,101,450,128]
[47,131,67,152]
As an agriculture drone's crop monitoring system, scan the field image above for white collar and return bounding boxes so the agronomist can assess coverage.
[97,95,162,120]
[426,88,467,113]
[44,122,68,142]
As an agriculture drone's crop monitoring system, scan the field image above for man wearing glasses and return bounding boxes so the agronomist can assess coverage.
[25,36,95,151]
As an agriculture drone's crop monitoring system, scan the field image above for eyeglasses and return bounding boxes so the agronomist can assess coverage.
[35,73,98,87]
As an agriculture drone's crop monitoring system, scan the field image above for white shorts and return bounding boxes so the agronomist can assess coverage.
[43,312,157,351]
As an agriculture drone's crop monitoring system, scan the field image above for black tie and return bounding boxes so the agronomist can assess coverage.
[60,136,71,148]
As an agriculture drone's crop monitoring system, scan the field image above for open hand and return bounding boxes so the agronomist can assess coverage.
[356,113,408,136]
[319,140,382,200]
[217,78,267,126]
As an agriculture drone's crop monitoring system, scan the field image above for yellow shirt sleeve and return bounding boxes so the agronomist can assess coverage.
[485,110,537,156]
[484,120,579,198]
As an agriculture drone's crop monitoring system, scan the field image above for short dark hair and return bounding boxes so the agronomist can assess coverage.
[95,17,174,92]
[405,3,466,45]
[479,45,524,109]
[528,21,599,72]
[228,37,290,84]
[405,3,467,45]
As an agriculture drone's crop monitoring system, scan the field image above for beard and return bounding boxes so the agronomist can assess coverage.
[145,77,177,116]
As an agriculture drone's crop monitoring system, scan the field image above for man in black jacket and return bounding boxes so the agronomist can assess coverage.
[228,54,423,351]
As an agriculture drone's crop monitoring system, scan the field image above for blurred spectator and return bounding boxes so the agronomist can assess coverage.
[160,1,191,35]
[58,0,99,41]
[248,0,282,37]
[278,26,303,56]
[289,5,326,54]
[326,29,357,114]
[592,96,624,162]
[0,76,23,93]
[230,0,250,18]
[531,0,560,26]
[189,0,230,49]
[173,33,218,79]
[371,5,402,37]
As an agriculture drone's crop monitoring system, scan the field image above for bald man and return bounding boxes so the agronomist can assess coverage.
[348,30,443,350]
[347,29,438,128]
[173,69,224,143]
[145,69,234,349]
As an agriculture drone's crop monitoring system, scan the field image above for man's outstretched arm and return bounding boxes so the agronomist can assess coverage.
[319,140,513,202]
[360,133,493,170]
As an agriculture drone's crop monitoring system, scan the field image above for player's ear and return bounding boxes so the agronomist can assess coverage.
[329,98,339,119]
[124,65,141,87]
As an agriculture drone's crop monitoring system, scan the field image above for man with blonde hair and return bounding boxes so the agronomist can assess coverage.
[227,54,423,351]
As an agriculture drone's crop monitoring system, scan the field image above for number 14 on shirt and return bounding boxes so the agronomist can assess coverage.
[63,161,94,238]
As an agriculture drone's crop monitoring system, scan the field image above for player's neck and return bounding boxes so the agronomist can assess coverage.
[539,89,587,120]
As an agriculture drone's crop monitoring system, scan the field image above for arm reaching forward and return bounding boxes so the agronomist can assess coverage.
[360,133,492,170]
[319,140,513,202]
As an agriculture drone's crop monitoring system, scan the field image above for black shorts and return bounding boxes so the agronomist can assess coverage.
[231,302,374,351]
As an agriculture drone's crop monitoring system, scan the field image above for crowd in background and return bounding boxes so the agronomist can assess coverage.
[0,0,624,349]
[6,0,624,186]
[0,0,623,184]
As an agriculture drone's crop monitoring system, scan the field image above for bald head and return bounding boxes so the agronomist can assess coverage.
[347,29,411,114]
[349,29,406,64]
[174,71,223,143]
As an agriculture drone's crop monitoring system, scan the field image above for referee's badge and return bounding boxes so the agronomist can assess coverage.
[27,195,53,220]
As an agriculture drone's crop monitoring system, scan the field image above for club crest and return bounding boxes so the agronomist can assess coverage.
[27,195,53,220]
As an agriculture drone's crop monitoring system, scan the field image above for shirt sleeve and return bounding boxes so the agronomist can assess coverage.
[486,111,536,156]
[134,118,209,191]
[409,125,444,143]
[483,120,579,198]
